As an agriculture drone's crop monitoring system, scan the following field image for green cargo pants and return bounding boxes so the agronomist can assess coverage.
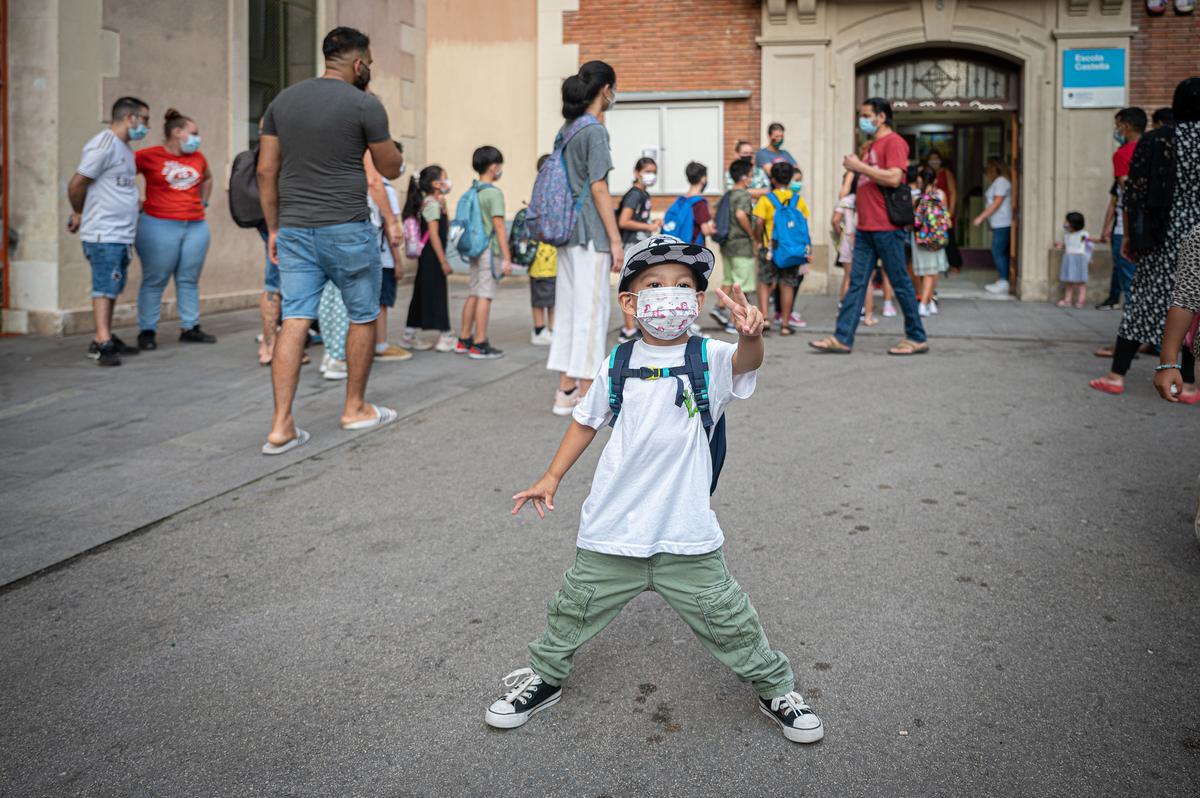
[527,547,795,699]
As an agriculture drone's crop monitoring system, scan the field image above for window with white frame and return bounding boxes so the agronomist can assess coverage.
[606,101,724,195]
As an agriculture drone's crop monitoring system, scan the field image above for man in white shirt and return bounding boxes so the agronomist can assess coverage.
[67,96,149,366]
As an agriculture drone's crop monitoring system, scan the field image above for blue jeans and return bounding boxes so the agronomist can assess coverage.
[83,242,132,299]
[135,214,211,331]
[835,229,926,348]
[1108,233,1136,302]
[276,221,381,324]
[990,226,1011,282]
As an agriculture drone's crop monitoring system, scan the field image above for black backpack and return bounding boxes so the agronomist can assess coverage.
[228,149,264,229]
[711,190,734,246]
[607,336,728,495]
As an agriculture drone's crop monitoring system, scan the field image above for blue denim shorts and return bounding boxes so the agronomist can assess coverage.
[83,241,132,299]
[259,228,280,294]
[277,221,381,323]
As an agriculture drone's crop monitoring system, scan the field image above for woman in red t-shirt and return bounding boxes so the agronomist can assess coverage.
[134,108,215,348]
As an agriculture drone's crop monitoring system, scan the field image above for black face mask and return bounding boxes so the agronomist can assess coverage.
[353,63,371,91]
[738,155,752,164]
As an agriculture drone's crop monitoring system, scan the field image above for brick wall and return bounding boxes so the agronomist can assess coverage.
[563,0,761,199]
[1129,3,1200,111]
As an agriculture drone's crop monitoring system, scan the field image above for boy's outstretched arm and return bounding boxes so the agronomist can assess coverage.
[512,421,598,518]
[715,284,765,374]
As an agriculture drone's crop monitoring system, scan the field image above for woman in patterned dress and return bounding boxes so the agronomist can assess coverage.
[1090,78,1200,400]
[1154,224,1200,401]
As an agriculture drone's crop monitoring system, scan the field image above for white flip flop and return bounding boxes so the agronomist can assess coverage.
[342,404,397,431]
[261,428,310,456]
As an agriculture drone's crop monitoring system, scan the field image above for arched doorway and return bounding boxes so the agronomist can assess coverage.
[856,48,1022,297]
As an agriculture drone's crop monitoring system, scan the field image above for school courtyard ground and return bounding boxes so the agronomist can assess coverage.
[1,281,1199,796]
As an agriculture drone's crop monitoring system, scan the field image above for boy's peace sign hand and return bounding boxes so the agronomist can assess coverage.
[714,284,765,337]
[512,472,561,519]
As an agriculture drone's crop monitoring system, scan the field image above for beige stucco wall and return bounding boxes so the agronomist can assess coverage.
[426,0,537,221]
[757,0,1134,301]
[4,0,426,335]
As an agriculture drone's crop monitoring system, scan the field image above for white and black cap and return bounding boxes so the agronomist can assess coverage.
[619,234,716,292]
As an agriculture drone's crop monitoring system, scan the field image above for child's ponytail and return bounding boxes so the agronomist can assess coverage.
[401,175,422,221]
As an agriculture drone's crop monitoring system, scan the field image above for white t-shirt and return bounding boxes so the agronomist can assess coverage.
[76,129,138,243]
[984,176,1012,228]
[1064,229,1089,255]
[571,337,756,557]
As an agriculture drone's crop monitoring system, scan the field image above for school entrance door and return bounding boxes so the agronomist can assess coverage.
[856,48,1022,298]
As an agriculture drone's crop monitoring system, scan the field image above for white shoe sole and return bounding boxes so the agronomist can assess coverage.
[759,704,824,743]
[485,691,561,729]
[552,404,576,417]
[323,371,348,380]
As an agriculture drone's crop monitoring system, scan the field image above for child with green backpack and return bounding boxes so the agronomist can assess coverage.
[485,233,825,746]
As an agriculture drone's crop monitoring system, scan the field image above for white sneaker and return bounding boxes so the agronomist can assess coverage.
[759,692,824,743]
[553,389,580,416]
[323,357,348,380]
[434,332,457,352]
[882,301,897,318]
[985,279,1010,294]
[485,668,562,729]
[399,332,433,351]
[531,328,553,346]
[918,302,930,318]
[929,299,939,315]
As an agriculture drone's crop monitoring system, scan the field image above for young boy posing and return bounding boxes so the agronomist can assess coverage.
[460,145,512,360]
[486,234,824,745]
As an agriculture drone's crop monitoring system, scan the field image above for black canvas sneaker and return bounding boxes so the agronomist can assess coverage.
[484,668,561,729]
[110,334,140,355]
[468,341,504,360]
[137,330,157,350]
[759,691,824,743]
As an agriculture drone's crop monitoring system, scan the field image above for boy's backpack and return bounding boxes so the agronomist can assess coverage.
[403,216,428,259]
[661,196,706,245]
[914,190,950,251]
[228,149,264,229]
[766,193,811,268]
[711,190,734,246]
[509,207,538,267]
[526,114,600,246]
[607,336,727,495]
[450,180,500,259]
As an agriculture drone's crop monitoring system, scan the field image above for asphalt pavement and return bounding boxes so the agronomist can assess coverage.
[2,278,1199,797]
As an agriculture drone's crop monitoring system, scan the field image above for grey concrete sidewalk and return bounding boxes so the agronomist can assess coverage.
[0,283,1132,585]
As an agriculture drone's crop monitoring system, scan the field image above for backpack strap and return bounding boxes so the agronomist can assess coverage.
[680,336,715,431]
[788,192,802,211]
[766,192,783,211]
[607,340,637,427]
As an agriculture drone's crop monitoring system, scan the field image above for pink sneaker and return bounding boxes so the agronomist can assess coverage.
[787,312,807,330]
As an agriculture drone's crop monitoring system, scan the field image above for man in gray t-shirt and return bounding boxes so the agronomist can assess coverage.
[257,26,404,456]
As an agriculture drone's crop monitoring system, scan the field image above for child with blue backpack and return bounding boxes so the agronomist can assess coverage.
[454,145,511,360]
[662,161,715,246]
[752,161,812,336]
[485,233,824,746]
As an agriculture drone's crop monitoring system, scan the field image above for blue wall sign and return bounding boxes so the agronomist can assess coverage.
[1062,49,1126,108]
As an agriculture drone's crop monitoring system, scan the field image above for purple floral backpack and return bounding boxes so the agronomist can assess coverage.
[526,114,600,246]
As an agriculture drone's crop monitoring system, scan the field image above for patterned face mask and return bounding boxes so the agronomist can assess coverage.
[634,286,698,340]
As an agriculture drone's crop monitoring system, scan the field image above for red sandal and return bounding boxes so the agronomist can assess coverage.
[1088,378,1124,395]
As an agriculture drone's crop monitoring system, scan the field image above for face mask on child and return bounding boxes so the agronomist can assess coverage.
[634,286,699,340]
[640,172,657,187]
[441,178,453,193]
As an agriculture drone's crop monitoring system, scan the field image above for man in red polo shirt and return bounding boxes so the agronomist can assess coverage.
[811,97,928,355]
[1095,106,1146,310]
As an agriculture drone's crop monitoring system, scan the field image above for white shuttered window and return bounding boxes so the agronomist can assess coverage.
[606,102,723,195]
